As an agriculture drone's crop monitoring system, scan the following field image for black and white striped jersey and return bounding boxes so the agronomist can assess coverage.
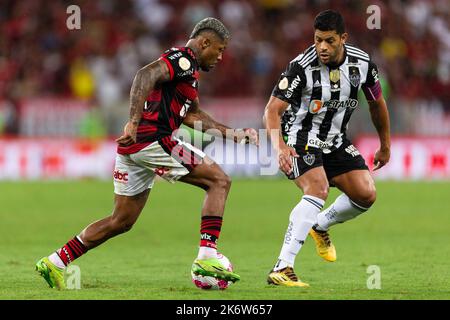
[272,44,380,153]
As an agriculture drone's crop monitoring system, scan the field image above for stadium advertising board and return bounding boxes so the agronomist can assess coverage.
[0,137,448,180]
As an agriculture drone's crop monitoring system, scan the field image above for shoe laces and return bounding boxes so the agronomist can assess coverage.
[282,267,299,282]
[316,229,331,246]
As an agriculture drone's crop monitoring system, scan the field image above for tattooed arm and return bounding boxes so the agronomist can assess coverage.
[116,60,170,146]
[183,98,258,144]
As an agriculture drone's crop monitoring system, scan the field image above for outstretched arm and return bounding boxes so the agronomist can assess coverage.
[183,98,258,144]
[116,60,170,146]
[368,96,391,170]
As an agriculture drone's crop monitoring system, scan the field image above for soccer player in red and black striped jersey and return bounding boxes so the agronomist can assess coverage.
[36,17,258,289]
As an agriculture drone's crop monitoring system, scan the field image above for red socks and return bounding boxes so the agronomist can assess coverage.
[200,216,222,249]
[56,236,87,266]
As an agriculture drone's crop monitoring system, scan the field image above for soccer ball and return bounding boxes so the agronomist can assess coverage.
[191,253,234,290]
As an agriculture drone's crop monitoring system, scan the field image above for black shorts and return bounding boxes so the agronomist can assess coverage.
[286,138,368,182]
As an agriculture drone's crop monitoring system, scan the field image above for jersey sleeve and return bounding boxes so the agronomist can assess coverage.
[363,60,379,87]
[362,60,383,101]
[271,61,306,105]
[160,50,196,81]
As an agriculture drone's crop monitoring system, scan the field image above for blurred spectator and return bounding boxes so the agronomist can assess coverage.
[0,0,449,136]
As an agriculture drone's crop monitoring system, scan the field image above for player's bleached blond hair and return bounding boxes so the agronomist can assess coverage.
[189,17,230,41]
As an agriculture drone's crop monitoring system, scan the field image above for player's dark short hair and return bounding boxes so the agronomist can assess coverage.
[314,10,345,35]
[190,17,230,41]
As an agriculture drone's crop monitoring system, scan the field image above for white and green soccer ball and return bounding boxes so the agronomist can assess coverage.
[191,253,233,290]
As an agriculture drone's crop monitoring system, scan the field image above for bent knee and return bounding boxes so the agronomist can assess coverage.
[312,188,329,201]
[210,172,232,191]
[354,188,377,208]
[303,183,329,201]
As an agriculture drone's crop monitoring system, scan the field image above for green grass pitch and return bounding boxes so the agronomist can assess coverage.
[0,179,449,300]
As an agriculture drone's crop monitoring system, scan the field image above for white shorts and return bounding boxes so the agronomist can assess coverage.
[113,139,205,196]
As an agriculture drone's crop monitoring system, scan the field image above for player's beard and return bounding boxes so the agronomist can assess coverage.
[334,42,346,63]
[325,45,344,67]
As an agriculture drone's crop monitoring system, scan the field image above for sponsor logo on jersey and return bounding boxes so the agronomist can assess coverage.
[285,75,302,98]
[308,138,332,150]
[329,69,340,83]
[178,57,191,71]
[349,73,360,87]
[154,167,170,177]
[309,100,323,114]
[281,108,296,134]
[303,153,315,166]
[278,77,288,90]
[113,170,128,183]
[345,144,361,157]
[372,68,379,82]
[323,99,358,110]
[178,69,194,77]
[168,52,182,60]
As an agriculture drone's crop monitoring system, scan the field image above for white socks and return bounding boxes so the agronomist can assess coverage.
[197,246,218,260]
[316,193,369,231]
[275,195,324,270]
[48,252,65,269]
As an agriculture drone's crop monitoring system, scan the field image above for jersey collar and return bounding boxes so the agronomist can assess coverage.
[185,47,199,69]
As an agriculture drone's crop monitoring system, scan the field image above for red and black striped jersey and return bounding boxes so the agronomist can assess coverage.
[117,47,199,155]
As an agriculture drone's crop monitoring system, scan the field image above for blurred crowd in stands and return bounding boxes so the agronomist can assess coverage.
[0,0,449,136]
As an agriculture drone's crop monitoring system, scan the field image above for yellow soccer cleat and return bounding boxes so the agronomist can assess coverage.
[309,226,337,262]
[267,267,309,287]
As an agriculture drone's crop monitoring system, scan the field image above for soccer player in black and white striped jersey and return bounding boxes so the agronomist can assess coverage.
[265,10,391,287]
